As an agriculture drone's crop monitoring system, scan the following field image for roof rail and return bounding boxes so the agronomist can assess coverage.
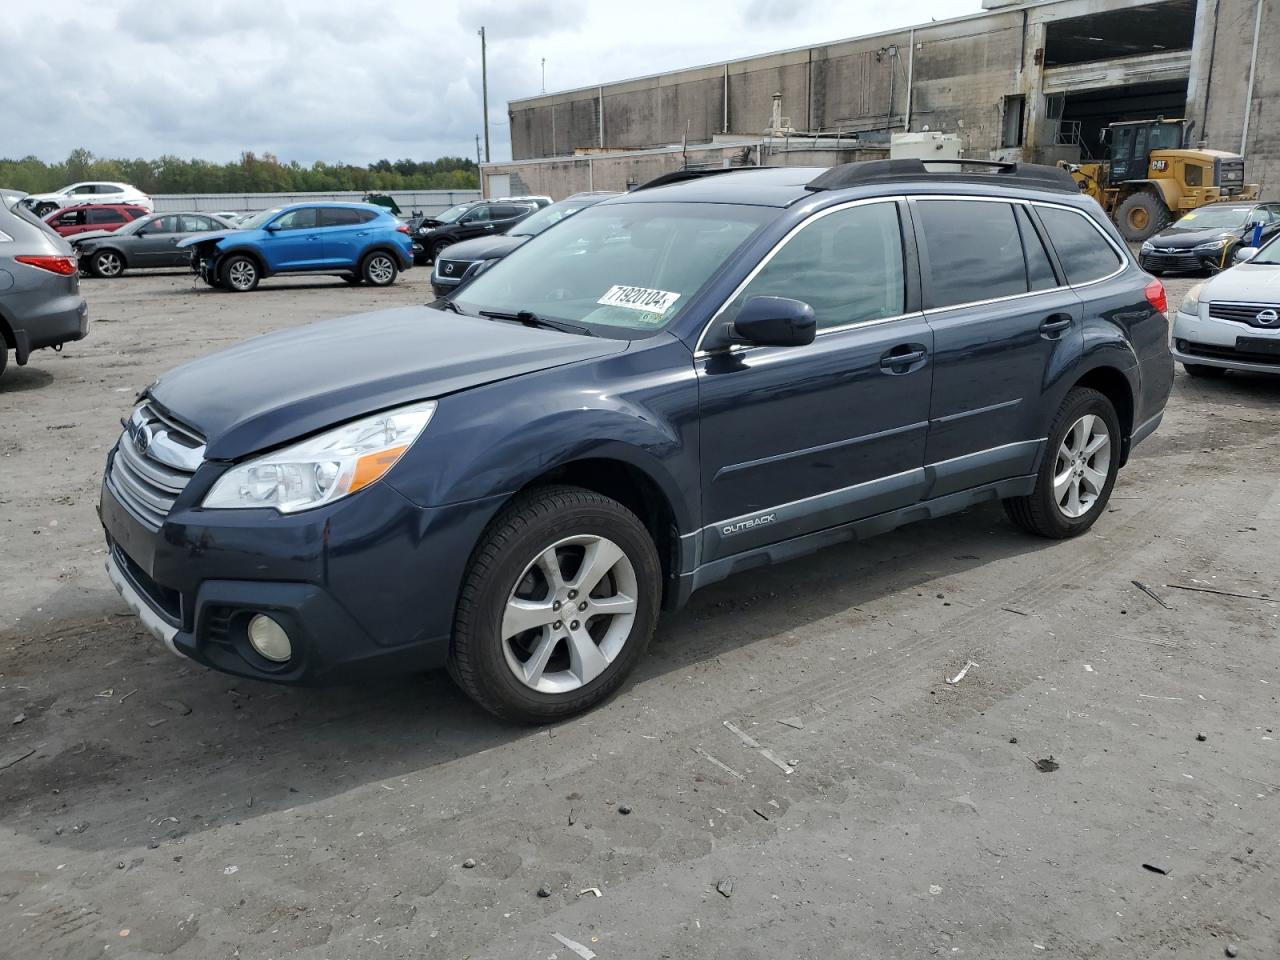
[635,167,769,191]
[805,158,1078,194]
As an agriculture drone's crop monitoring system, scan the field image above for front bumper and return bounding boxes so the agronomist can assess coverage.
[1139,246,1234,275]
[1171,309,1280,373]
[99,456,507,685]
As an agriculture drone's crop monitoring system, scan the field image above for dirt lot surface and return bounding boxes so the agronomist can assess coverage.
[2,269,1279,959]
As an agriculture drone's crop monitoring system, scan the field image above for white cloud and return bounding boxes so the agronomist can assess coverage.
[1,0,972,165]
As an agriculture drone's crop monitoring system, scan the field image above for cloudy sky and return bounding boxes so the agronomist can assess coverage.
[2,0,974,166]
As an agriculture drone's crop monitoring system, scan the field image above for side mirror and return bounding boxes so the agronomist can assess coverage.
[1235,247,1259,264]
[729,296,816,348]
[136,228,150,236]
[264,223,280,232]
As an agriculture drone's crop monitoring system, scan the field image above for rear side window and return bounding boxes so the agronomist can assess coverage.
[916,200,1026,308]
[730,201,906,331]
[1036,207,1122,285]
[319,207,364,227]
[88,208,126,224]
[180,215,215,232]
[1015,206,1058,291]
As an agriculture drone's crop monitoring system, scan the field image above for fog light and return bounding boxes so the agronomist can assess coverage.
[1176,339,1188,352]
[247,614,292,662]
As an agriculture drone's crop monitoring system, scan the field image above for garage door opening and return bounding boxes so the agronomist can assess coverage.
[1053,80,1191,161]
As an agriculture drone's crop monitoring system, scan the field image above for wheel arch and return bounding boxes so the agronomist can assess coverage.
[360,244,404,268]
[1070,364,1137,465]
[491,452,688,610]
[89,245,128,268]
[218,246,268,276]
[1116,179,1179,213]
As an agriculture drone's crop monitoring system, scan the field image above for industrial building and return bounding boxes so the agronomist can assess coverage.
[480,0,1275,200]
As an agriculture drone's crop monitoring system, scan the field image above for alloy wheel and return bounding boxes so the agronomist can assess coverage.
[1054,413,1111,518]
[228,260,256,291]
[95,251,122,277]
[367,255,395,285]
[501,535,639,694]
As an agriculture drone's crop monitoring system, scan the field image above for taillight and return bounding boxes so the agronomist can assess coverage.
[396,224,410,234]
[15,255,78,276]
[1144,278,1168,315]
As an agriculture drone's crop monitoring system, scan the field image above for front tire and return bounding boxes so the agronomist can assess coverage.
[90,249,125,278]
[1003,387,1121,539]
[431,240,451,263]
[220,254,259,292]
[361,251,398,286]
[449,485,661,723]
[1115,192,1171,242]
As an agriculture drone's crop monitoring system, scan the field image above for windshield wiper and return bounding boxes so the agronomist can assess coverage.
[431,297,463,313]
[479,309,593,337]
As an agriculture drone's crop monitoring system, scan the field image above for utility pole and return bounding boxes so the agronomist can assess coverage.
[478,26,491,164]
[541,58,546,94]
[475,134,481,166]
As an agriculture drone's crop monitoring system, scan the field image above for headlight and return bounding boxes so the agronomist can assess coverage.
[1140,240,1154,253]
[202,400,437,513]
[1193,237,1232,252]
[1179,282,1204,316]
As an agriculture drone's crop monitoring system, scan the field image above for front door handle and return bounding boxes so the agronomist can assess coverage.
[1040,313,1073,338]
[880,344,928,373]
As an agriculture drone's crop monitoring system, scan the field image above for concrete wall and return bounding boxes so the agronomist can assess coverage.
[150,190,479,215]
[508,8,1031,162]
[480,141,887,201]
[1187,0,1277,194]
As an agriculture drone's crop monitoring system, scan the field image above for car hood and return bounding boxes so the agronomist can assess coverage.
[1201,261,1280,301]
[176,229,242,249]
[71,230,122,246]
[436,234,528,263]
[147,306,627,460]
[1148,226,1242,249]
[24,191,68,204]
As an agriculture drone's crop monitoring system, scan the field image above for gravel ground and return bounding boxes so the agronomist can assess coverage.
[2,267,1279,960]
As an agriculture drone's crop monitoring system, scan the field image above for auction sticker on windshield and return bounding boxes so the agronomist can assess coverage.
[597,285,680,314]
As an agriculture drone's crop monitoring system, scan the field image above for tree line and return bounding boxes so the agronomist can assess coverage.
[0,149,480,195]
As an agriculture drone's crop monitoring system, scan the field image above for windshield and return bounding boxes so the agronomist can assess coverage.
[1251,233,1280,265]
[452,201,772,337]
[510,197,601,237]
[238,207,284,230]
[434,203,473,224]
[1170,206,1251,231]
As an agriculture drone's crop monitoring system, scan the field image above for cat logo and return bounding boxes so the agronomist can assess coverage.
[1151,159,1169,172]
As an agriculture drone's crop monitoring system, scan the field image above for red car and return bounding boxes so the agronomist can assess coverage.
[44,203,148,237]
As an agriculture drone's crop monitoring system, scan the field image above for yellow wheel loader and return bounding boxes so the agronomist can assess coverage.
[1061,118,1258,242]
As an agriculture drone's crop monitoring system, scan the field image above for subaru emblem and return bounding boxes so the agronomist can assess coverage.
[1256,308,1279,326]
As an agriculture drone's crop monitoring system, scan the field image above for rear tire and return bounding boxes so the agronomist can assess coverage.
[1115,192,1171,242]
[220,255,259,292]
[0,345,8,381]
[1182,362,1226,379]
[361,251,398,286]
[449,485,661,723]
[1003,387,1121,539]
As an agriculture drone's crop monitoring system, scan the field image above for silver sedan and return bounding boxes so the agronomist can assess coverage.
[1171,237,1280,377]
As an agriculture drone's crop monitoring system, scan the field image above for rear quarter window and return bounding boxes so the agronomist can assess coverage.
[1036,206,1123,285]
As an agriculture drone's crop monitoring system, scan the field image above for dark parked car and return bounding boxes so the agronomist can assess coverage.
[74,212,239,278]
[0,201,88,381]
[413,197,548,265]
[45,203,148,237]
[177,202,413,292]
[100,160,1172,722]
[431,192,617,296]
[1139,201,1280,275]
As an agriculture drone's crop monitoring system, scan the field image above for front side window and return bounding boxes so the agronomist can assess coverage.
[453,201,771,338]
[272,208,318,230]
[1037,206,1123,285]
[463,206,492,223]
[69,184,94,195]
[148,215,182,232]
[56,210,83,226]
[916,200,1027,308]
[726,202,905,331]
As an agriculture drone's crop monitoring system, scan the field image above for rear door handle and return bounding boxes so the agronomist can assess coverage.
[880,344,928,373]
[1040,313,1073,338]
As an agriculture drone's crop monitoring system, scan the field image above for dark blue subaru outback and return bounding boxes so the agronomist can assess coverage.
[100,160,1173,722]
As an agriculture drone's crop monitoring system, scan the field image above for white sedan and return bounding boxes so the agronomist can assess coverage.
[1171,236,1280,377]
[22,182,153,218]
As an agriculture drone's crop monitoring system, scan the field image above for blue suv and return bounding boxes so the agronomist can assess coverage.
[178,202,412,292]
[101,160,1172,723]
